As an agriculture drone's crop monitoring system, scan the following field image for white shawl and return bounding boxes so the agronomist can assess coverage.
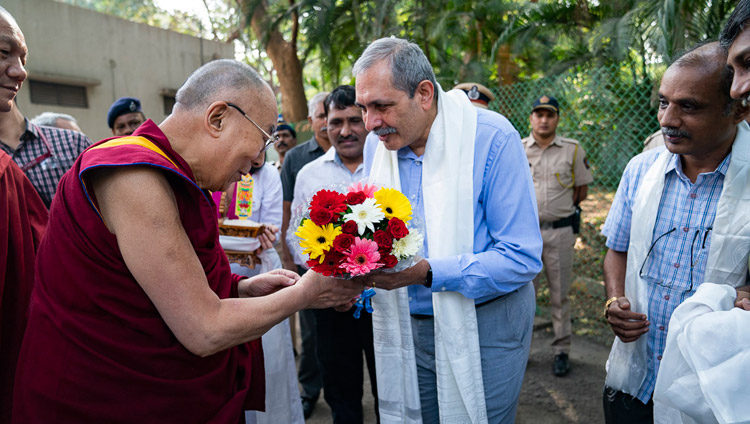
[605,121,750,396]
[368,86,487,423]
[653,283,750,424]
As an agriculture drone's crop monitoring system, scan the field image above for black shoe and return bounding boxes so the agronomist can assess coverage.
[302,398,315,419]
[553,353,570,377]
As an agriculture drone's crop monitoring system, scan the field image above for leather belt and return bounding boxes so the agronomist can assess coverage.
[540,214,574,230]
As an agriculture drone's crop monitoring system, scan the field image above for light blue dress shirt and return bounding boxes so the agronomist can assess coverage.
[364,108,543,315]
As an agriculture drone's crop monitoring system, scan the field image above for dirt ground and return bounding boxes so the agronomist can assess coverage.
[303,317,611,424]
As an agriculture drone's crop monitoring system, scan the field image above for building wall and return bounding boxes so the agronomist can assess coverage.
[5,0,234,141]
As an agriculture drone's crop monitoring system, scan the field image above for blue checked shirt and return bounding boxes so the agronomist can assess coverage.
[1,119,92,207]
[601,146,729,403]
[364,108,543,315]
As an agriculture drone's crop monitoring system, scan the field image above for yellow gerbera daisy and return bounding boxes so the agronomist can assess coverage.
[295,219,342,263]
[374,188,412,222]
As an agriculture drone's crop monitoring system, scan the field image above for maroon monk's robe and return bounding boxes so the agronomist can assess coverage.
[12,120,264,423]
[0,152,47,424]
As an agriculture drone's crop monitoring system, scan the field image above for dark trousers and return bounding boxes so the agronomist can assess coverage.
[315,307,378,424]
[603,386,653,424]
[297,267,322,402]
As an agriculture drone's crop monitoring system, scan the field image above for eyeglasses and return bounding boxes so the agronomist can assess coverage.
[225,102,277,152]
[639,226,712,293]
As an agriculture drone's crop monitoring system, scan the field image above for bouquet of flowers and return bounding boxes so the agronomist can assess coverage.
[291,182,423,316]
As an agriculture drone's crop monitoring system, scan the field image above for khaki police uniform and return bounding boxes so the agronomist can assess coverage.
[523,134,593,355]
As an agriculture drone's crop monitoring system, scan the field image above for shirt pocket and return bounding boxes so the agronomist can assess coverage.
[552,164,574,189]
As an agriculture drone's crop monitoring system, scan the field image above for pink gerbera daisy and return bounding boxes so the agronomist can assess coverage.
[347,182,378,198]
[342,238,384,276]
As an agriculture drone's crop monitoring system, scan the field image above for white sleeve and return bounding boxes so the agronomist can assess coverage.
[254,164,283,228]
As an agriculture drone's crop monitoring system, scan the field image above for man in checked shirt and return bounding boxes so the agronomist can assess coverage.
[601,41,750,423]
[0,32,91,208]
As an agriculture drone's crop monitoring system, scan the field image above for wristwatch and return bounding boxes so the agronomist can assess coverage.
[604,296,619,319]
[424,264,433,288]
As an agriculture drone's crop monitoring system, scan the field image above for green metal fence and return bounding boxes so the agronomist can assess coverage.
[489,63,661,190]
[487,64,661,342]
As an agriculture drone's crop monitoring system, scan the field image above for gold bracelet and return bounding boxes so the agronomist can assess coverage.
[604,296,619,319]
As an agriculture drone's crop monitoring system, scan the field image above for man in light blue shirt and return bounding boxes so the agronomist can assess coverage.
[356,38,542,423]
[291,86,378,424]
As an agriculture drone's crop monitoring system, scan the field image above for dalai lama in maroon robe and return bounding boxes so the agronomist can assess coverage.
[12,60,365,423]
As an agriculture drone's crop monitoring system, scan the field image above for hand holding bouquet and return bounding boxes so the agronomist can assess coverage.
[293,182,423,278]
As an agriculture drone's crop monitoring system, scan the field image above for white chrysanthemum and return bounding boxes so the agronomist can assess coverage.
[392,229,424,260]
[342,197,385,235]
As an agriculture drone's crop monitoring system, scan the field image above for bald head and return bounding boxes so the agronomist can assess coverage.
[175,59,272,112]
[0,6,27,112]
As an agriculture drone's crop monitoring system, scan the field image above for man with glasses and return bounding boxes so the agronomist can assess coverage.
[601,42,750,423]
[13,59,365,423]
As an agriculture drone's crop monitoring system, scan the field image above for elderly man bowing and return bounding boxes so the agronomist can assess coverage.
[12,59,365,423]
[356,38,542,424]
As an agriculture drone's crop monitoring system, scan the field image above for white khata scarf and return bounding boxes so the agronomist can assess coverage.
[605,121,750,396]
[368,85,487,424]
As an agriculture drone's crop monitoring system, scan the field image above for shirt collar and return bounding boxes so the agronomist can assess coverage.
[667,151,731,177]
[321,146,337,162]
[526,133,562,148]
[306,136,326,154]
[322,147,364,173]
[397,145,422,160]
[21,118,40,142]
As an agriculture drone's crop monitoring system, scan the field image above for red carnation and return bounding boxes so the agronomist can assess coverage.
[310,190,347,214]
[332,233,355,253]
[387,218,409,239]
[311,250,346,277]
[310,207,334,226]
[382,254,398,269]
[373,230,393,249]
[346,191,367,205]
[341,220,358,234]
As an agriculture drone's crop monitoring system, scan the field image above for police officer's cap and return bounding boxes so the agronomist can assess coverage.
[107,97,143,128]
[531,95,560,114]
[276,124,297,139]
[453,82,495,109]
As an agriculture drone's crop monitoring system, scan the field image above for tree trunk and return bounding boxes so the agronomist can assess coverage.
[241,0,308,122]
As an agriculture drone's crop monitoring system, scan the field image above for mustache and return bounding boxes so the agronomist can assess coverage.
[661,127,691,139]
[337,135,360,143]
[373,127,397,136]
[276,141,288,148]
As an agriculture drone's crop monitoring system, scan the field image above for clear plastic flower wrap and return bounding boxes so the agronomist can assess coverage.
[290,181,424,279]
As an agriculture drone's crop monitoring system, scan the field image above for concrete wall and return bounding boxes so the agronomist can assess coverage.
[5,0,235,141]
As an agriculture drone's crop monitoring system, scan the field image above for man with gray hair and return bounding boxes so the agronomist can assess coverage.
[30,111,82,132]
[279,91,331,418]
[356,37,542,423]
[12,59,364,422]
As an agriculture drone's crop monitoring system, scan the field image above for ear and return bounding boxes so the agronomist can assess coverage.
[733,100,750,124]
[205,101,230,138]
[415,80,435,111]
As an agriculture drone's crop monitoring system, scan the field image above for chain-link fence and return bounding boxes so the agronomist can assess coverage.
[487,64,661,343]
